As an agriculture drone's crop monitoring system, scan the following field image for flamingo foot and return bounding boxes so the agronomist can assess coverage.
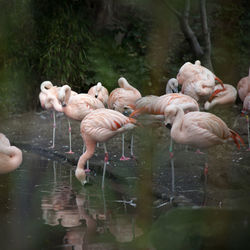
[120,155,130,161]
[130,154,136,160]
[66,150,74,154]
[195,149,205,154]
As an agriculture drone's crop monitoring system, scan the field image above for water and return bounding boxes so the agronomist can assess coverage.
[1,110,250,249]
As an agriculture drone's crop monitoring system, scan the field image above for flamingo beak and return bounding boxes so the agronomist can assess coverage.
[173,87,179,93]
[62,101,66,107]
[165,123,172,129]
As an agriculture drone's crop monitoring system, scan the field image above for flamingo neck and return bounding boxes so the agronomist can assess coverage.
[76,140,96,171]
[171,106,185,137]
[41,81,53,94]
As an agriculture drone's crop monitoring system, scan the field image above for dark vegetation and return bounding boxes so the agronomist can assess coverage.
[0,0,249,115]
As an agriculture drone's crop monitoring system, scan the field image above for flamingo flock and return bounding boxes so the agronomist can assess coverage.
[1,61,249,190]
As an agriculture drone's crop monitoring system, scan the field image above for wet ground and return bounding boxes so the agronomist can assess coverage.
[1,106,250,249]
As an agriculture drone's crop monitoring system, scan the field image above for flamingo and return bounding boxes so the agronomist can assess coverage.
[75,108,137,188]
[237,67,250,150]
[0,133,23,174]
[164,105,244,149]
[166,78,179,94]
[39,81,78,151]
[108,77,141,160]
[204,84,237,110]
[58,85,105,153]
[39,81,61,148]
[177,60,225,103]
[88,82,109,107]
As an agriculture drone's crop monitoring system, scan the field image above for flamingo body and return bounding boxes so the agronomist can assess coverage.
[0,133,22,174]
[204,84,237,110]
[164,105,244,149]
[237,68,250,112]
[76,108,137,184]
[108,77,141,113]
[177,60,224,102]
[88,82,109,106]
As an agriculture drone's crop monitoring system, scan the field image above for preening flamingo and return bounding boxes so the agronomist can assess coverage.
[75,108,137,188]
[108,77,141,160]
[237,67,250,150]
[0,133,23,174]
[177,60,225,103]
[58,85,104,153]
[204,84,237,110]
[166,78,179,94]
[39,81,61,148]
[88,82,109,107]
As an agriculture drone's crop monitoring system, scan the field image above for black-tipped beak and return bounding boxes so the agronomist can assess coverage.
[165,123,172,129]
[62,102,66,107]
[95,95,98,98]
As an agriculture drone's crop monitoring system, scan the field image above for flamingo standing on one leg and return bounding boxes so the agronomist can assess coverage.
[88,82,109,107]
[204,84,237,110]
[176,60,225,103]
[237,67,250,150]
[75,108,137,188]
[108,77,141,160]
[164,104,245,204]
[0,133,23,174]
[58,85,104,154]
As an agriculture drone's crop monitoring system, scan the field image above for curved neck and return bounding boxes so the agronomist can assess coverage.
[171,106,185,136]
[76,139,96,171]
[118,77,136,91]
[40,81,53,94]
[46,95,63,112]
[60,85,71,104]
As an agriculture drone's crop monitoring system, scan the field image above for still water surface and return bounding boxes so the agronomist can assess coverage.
[1,131,250,249]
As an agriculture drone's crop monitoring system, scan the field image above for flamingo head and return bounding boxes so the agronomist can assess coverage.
[75,168,87,185]
[164,105,180,129]
[122,105,135,116]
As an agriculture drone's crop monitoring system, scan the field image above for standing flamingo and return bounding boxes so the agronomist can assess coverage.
[0,133,23,174]
[237,67,250,150]
[108,77,141,160]
[39,81,78,151]
[58,85,104,153]
[75,108,137,188]
[88,82,109,107]
[39,81,61,148]
[204,84,237,110]
[177,60,225,103]
[164,105,244,149]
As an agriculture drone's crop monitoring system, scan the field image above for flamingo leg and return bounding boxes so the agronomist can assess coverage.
[120,133,130,161]
[130,134,135,159]
[49,110,56,148]
[66,118,74,154]
[202,162,209,206]
[102,143,108,189]
[246,115,250,151]
[82,143,90,172]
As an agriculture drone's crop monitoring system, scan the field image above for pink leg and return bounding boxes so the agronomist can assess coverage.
[246,115,250,151]
[49,111,56,149]
[120,133,130,161]
[66,118,74,154]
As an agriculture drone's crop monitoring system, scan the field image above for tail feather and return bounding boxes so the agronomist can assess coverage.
[230,129,245,149]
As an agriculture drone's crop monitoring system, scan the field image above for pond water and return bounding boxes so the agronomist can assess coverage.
[1,110,250,249]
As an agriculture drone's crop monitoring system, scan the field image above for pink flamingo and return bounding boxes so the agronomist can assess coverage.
[0,133,23,174]
[237,67,250,150]
[204,84,237,110]
[75,108,137,188]
[39,81,78,151]
[88,82,109,107]
[164,104,245,202]
[164,104,244,149]
[177,60,225,102]
[58,85,104,153]
[39,81,62,148]
[108,77,141,160]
